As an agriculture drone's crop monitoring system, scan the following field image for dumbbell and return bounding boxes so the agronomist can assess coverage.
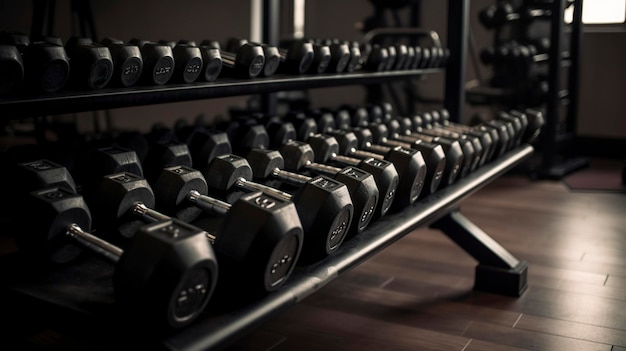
[1,32,70,93]
[361,44,390,72]
[100,37,143,87]
[365,108,464,185]
[279,39,331,74]
[479,3,520,29]
[228,116,390,221]
[225,38,280,77]
[200,40,265,79]
[516,108,544,145]
[434,109,514,159]
[196,43,223,82]
[173,123,233,170]
[276,140,378,236]
[344,40,363,73]
[393,113,480,178]
[302,134,399,219]
[204,153,353,263]
[311,38,350,73]
[81,142,299,292]
[64,37,114,90]
[128,38,175,85]
[324,128,429,206]
[321,107,441,196]
[16,186,217,329]
[160,40,203,83]
[145,164,304,292]
[249,113,299,149]
[419,111,494,168]
[0,43,23,95]
[271,40,316,74]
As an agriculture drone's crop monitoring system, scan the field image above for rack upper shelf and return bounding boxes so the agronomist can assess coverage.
[0,69,443,119]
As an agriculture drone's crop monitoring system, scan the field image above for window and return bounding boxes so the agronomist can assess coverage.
[565,0,626,24]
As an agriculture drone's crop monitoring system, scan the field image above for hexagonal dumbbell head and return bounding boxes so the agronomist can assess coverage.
[203,154,253,191]
[114,218,218,329]
[279,140,314,172]
[153,165,208,223]
[215,190,303,292]
[93,172,156,239]
[246,148,285,180]
[16,187,90,263]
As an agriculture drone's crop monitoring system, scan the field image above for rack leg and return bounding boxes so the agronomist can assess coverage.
[430,210,528,297]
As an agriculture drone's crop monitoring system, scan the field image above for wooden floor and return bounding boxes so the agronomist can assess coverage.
[225,171,626,351]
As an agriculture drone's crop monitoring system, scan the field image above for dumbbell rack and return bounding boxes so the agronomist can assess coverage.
[0,0,535,348]
[0,144,533,350]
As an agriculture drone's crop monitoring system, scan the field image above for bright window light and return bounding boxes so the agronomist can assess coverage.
[566,0,626,24]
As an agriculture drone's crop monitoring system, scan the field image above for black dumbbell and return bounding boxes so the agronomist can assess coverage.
[197,44,223,82]
[397,113,480,178]
[435,109,513,159]
[225,38,280,77]
[273,40,316,75]
[204,153,353,263]
[479,3,520,29]
[152,164,303,292]
[85,145,298,293]
[248,113,299,149]
[237,114,386,219]
[425,113,497,164]
[64,37,114,90]
[313,39,350,73]
[163,40,204,83]
[325,129,428,207]
[100,37,143,87]
[16,186,217,329]
[10,158,78,194]
[382,113,465,185]
[128,38,175,85]
[81,147,293,292]
[0,43,23,95]
[362,44,389,72]
[1,32,71,93]
[200,40,265,79]
[321,107,439,197]
[285,39,331,74]
[174,123,233,170]
[278,140,378,236]
[420,110,493,170]
[303,134,399,219]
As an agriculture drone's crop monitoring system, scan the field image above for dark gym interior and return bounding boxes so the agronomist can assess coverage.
[0,0,625,350]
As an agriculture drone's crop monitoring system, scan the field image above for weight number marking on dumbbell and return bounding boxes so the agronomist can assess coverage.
[253,195,276,209]
[24,160,53,170]
[123,63,140,77]
[309,176,341,191]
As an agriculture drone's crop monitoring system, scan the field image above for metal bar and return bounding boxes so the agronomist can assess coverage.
[541,0,566,173]
[431,210,520,268]
[444,0,469,123]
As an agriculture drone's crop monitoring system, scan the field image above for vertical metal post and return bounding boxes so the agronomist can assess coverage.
[444,0,470,123]
[541,0,566,174]
[261,0,280,115]
[567,0,583,134]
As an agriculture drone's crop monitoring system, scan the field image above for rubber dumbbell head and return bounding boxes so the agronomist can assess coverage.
[129,38,175,85]
[154,165,304,292]
[280,140,379,236]
[217,154,353,263]
[17,186,217,329]
[65,37,114,89]
[100,37,143,87]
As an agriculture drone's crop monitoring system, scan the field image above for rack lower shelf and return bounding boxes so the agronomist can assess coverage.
[0,144,533,351]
